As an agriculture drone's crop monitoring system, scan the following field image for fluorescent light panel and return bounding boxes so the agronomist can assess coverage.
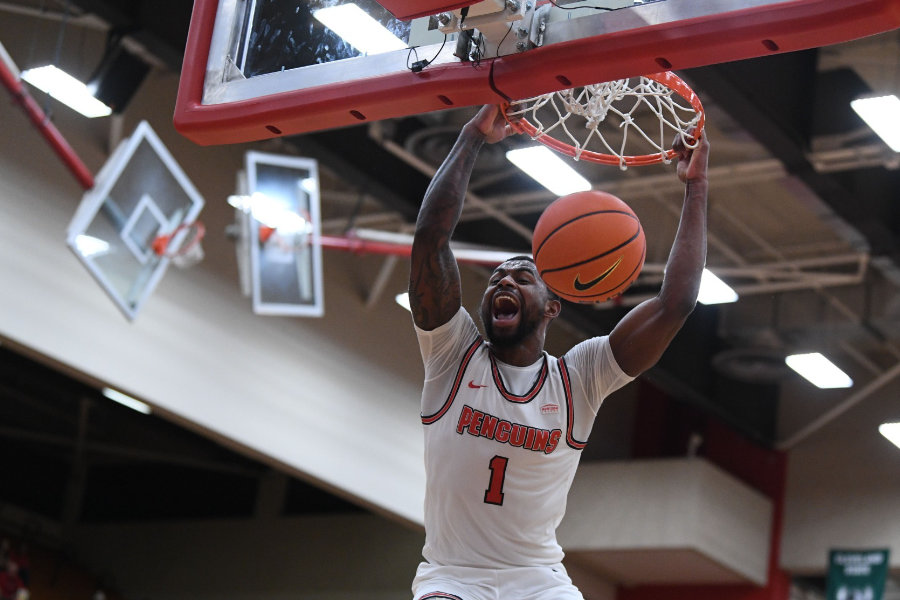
[20,65,112,118]
[313,4,406,55]
[102,387,151,414]
[697,269,738,305]
[395,292,411,311]
[247,192,310,235]
[785,352,853,389]
[879,422,900,450]
[506,146,591,196]
[851,95,900,152]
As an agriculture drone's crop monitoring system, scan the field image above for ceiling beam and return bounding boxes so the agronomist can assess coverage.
[687,55,900,262]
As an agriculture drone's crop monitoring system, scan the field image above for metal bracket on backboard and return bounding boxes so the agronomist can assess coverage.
[530,3,550,48]
[438,0,535,56]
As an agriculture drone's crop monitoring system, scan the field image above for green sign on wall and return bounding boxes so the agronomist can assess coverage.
[826,549,891,600]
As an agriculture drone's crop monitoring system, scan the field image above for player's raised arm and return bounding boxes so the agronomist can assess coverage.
[608,133,710,377]
[409,105,513,330]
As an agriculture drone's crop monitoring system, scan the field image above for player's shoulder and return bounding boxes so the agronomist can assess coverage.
[561,335,611,369]
[564,334,610,355]
[415,306,483,362]
[415,306,476,335]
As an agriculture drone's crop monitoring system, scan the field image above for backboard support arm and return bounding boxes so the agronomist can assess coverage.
[174,0,900,146]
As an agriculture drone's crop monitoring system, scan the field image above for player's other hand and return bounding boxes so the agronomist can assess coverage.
[674,129,710,184]
[470,104,514,144]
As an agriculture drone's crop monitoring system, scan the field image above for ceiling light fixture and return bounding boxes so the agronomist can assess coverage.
[697,269,738,305]
[102,387,152,414]
[879,422,900,450]
[245,192,311,235]
[395,292,411,311]
[785,352,853,389]
[20,64,112,118]
[506,146,591,196]
[850,95,900,152]
[313,4,407,55]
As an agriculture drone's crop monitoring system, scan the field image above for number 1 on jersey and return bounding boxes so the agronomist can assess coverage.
[484,455,509,506]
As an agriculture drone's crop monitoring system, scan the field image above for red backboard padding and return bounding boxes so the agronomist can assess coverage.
[174,0,900,146]
[376,0,481,20]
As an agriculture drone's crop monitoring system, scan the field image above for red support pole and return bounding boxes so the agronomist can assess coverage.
[0,59,95,191]
[318,234,413,259]
[318,232,516,266]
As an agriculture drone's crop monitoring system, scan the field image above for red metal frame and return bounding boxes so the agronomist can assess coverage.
[174,0,900,146]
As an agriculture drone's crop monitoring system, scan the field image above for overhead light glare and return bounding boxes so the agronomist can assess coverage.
[850,95,900,152]
[21,65,112,118]
[248,192,311,235]
[785,352,853,389]
[506,146,591,196]
[300,177,318,195]
[102,387,151,414]
[879,422,900,450]
[74,234,111,258]
[697,269,738,305]
[227,194,251,211]
[313,4,407,55]
[395,292,411,312]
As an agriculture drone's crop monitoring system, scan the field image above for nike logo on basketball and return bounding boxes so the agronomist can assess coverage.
[468,380,488,389]
[573,257,623,291]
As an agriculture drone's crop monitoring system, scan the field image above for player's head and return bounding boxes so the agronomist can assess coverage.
[479,256,561,348]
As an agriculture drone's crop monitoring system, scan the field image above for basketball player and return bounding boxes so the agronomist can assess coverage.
[408,104,710,600]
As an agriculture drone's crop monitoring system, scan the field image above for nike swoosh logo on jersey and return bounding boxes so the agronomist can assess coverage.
[468,380,488,389]
[573,256,623,291]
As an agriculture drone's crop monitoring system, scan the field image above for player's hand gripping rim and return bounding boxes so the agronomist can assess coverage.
[471,104,515,144]
[674,128,709,184]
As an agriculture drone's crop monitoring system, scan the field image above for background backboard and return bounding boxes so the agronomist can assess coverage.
[236,151,325,317]
[67,121,205,320]
[174,0,900,145]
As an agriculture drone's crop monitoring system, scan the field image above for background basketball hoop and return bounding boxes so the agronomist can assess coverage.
[504,71,705,169]
[152,221,206,269]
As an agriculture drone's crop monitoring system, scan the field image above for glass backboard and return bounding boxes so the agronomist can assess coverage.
[174,0,900,145]
[67,121,205,320]
[238,151,325,317]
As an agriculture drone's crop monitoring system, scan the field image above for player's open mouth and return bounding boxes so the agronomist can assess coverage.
[492,293,520,323]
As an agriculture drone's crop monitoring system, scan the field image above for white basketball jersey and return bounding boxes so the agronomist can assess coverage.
[415,308,633,569]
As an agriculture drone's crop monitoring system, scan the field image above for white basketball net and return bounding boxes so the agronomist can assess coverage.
[505,73,704,168]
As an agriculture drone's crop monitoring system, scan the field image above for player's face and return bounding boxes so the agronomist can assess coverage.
[480,259,550,347]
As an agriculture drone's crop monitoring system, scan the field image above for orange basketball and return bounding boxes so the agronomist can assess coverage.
[532,190,646,303]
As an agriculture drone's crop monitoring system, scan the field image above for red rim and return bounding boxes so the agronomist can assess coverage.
[505,71,705,166]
